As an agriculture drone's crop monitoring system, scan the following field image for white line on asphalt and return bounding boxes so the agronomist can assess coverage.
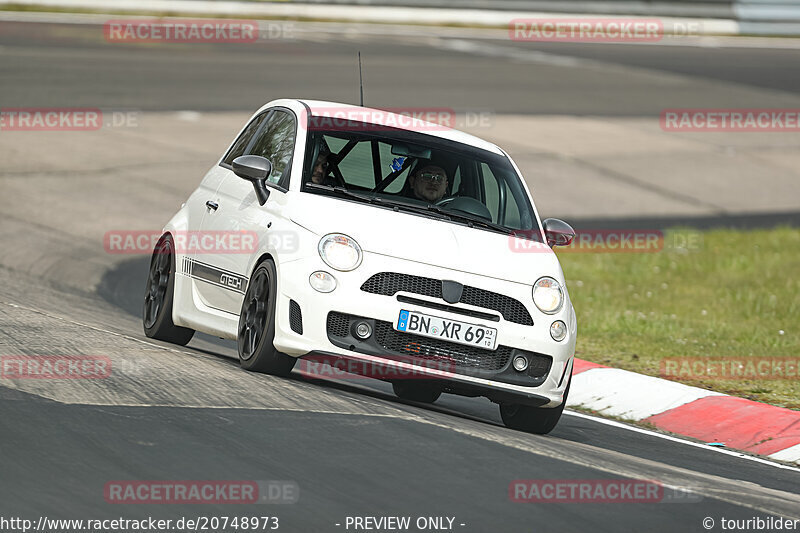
[176,110,202,122]
[565,410,800,472]
[434,37,691,81]
[279,368,800,471]
[440,37,588,68]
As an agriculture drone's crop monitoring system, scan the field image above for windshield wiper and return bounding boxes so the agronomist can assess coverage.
[368,199,516,236]
[305,183,382,204]
[306,184,440,218]
[420,205,516,235]
[306,184,518,235]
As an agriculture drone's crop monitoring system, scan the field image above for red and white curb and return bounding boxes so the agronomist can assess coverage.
[567,359,800,465]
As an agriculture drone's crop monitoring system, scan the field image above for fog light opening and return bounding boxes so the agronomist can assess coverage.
[354,321,372,340]
[512,355,529,372]
[550,320,567,342]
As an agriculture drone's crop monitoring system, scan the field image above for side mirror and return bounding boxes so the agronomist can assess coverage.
[232,155,272,205]
[542,218,576,247]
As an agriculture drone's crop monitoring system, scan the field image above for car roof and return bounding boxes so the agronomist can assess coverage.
[297,99,504,155]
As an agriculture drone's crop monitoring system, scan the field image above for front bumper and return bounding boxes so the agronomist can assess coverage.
[324,311,553,388]
[302,350,555,408]
[273,251,576,407]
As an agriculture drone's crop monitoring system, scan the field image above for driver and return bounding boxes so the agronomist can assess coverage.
[311,147,334,186]
[408,162,448,203]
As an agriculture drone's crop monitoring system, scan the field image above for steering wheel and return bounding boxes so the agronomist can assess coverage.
[435,196,456,207]
[435,196,493,221]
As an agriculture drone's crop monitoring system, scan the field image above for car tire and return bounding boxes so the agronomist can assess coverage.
[392,381,442,404]
[238,258,296,376]
[499,378,571,435]
[142,234,195,346]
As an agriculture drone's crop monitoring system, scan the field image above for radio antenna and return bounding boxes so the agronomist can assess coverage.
[358,51,364,107]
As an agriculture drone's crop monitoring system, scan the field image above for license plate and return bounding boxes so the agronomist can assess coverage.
[395,310,497,350]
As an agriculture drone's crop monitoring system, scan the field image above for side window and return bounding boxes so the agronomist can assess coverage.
[337,142,376,189]
[325,136,348,153]
[379,142,409,194]
[384,170,410,194]
[222,112,268,166]
[248,110,297,186]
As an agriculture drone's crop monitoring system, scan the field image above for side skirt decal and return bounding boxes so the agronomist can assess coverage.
[180,257,247,294]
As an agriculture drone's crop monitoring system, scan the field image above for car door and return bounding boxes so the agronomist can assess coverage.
[193,108,297,315]
[187,111,269,311]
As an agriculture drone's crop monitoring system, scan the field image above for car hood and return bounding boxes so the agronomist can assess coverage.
[289,194,562,286]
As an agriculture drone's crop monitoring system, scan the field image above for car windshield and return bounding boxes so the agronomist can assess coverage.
[301,122,542,240]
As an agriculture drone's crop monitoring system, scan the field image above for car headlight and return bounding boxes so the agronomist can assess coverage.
[533,276,563,314]
[318,233,362,271]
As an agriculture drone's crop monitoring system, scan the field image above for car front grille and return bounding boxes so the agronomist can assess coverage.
[360,272,533,326]
[326,311,350,338]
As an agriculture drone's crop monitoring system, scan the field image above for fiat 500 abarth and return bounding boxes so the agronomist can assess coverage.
[143,99,577,433]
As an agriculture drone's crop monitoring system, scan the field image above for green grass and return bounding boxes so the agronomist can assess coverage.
[558,227,800,409]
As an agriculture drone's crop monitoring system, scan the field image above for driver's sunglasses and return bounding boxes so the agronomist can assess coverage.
[418,171,446,183]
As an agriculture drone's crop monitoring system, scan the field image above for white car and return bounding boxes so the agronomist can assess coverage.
[143,99,577,434]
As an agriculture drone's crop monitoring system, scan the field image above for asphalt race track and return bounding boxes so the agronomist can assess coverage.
[2,17,800,114]
[1,16,799,532]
